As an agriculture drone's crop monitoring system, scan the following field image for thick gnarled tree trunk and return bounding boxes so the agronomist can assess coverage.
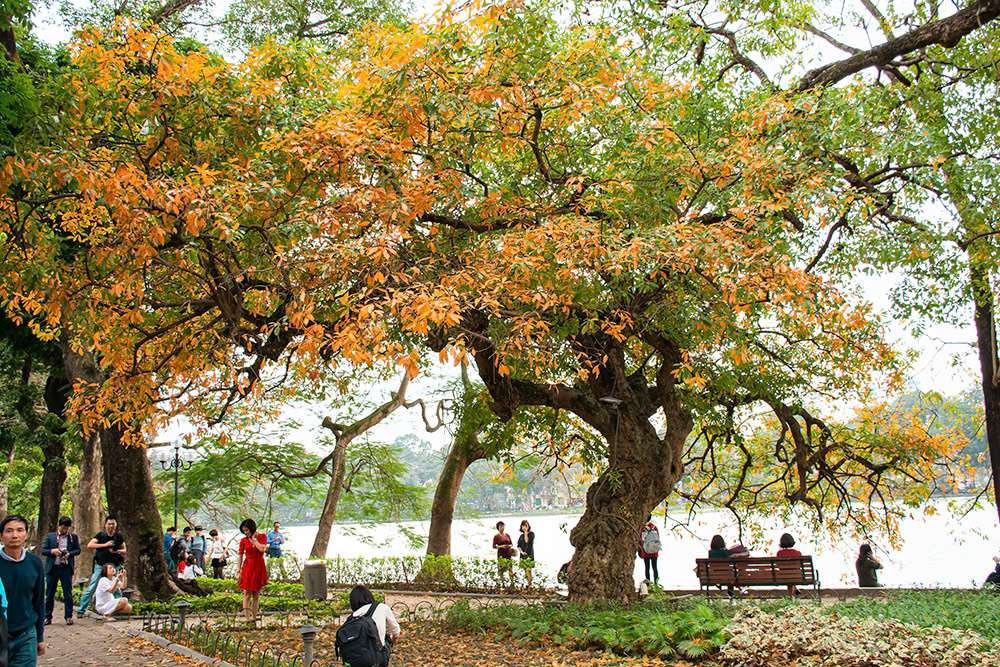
[61,334,105,541]
[458,320,694,602]
[100,424,176,601]
[567,407,690,602]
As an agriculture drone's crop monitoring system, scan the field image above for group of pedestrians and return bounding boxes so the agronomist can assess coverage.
[490,520,535,588]
[164,520,285,583]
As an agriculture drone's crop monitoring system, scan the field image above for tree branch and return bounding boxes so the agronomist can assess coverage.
[797,0,1000,91]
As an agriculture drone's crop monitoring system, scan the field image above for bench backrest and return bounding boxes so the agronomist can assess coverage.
[695,556,816,586]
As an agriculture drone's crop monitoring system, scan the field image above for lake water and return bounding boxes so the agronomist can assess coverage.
[265,498,999,589]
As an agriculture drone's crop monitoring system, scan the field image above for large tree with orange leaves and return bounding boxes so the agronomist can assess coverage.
[1,1,990,600]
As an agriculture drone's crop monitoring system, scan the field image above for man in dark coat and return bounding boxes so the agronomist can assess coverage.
[41,517,81,625]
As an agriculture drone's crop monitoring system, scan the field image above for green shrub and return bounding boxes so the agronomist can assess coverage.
[132,591,361,618]
[833,589,1000,642]
[327,554,550,592]
[444,599,729,659]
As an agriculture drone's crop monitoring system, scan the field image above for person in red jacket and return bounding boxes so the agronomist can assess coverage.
[776,533,803,595]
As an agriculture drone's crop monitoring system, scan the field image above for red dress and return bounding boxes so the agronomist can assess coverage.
[238,533,268,592]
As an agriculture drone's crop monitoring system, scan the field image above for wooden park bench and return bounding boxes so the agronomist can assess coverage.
[695,556,819,598]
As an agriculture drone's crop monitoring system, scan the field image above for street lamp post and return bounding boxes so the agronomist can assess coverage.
[158,443,193,529]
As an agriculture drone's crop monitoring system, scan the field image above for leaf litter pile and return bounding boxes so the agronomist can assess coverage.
[243,624,687,666]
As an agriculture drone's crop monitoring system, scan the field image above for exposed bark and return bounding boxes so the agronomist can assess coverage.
[73,432,103,543]
[308,374,412,558]
[0,14,19,66]
[426,433,486,557]
[796,0,1000,91]
[447,310,693,601]
[34,376,69,551]
[100,424,177,601]
[970,263,1000,522]
[567,383,692,603]
[35,436,66,546]
[310,435,350,559]
[60,333,105,541]
[148,0,203,25]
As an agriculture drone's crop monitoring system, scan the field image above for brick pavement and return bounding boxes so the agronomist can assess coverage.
[38,603,192,666]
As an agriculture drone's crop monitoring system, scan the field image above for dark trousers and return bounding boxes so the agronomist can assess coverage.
[642,556,659,582]
[46,564,75,620]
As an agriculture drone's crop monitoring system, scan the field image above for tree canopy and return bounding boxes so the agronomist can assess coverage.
[2,0,998,600]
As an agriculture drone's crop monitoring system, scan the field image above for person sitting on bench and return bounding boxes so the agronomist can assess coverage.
[776,533,803,596]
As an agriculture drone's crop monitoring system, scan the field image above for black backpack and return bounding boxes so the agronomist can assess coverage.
[335,603,387,667]
[169,539,186,564]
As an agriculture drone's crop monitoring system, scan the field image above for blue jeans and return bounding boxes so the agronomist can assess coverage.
[77,563,102,613]
[9,626,38,667]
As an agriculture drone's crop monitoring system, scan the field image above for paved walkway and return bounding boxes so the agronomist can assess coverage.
[39,603,191,666]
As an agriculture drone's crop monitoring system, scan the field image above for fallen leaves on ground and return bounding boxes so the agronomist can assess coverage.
[210,623,702,666]
[124,636,201,665]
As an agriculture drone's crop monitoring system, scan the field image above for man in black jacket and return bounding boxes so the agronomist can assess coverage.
[0,514,44,666]
[41,517,80,626]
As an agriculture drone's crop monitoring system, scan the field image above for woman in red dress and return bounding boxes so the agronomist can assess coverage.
[237,518,268,620]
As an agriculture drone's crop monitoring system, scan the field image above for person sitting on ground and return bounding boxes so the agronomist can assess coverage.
[856,543,883,587]
[348,585,401,666]
[94,564,132,621]
[708,535,730,559]
[178,555,203,581]
[776,532,803,596]
[985,555,1000,590]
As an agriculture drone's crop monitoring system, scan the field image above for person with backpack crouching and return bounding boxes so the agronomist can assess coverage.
[335,585,400,667]
[638,515,661,587]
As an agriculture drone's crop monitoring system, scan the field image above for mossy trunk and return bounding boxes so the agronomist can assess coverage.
[426,436,485,557]
[309,436,350,559]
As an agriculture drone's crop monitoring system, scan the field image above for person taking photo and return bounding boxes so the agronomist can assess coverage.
[42,516,80,626]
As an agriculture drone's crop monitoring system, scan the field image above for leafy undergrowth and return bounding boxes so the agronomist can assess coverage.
[444,599,729,660]
[186,623,691,667]
[832,589,1000,641]
[722,604,1000,666]
[131,588,374,617]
